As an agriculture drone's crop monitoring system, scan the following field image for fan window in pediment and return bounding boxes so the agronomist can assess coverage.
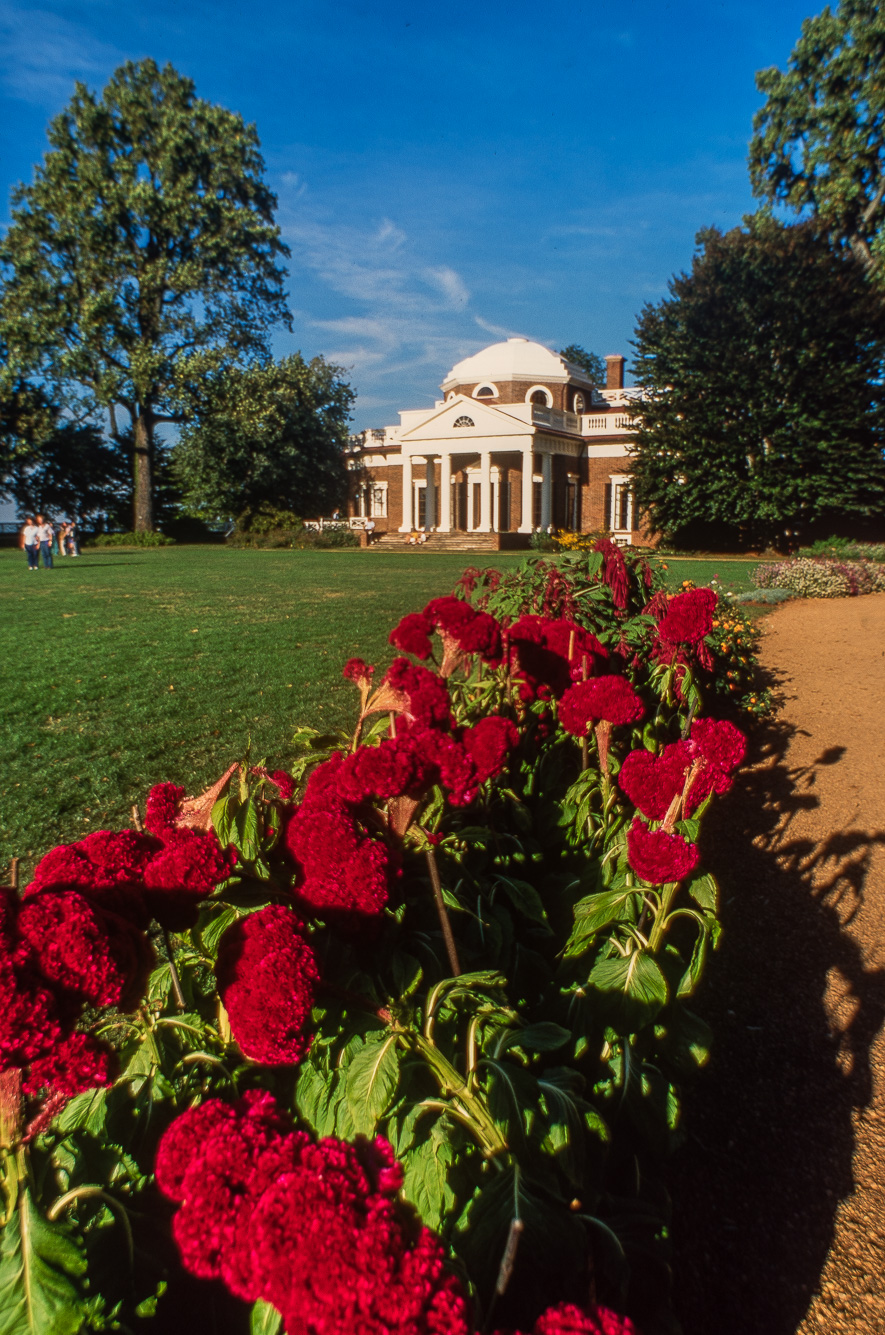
[453,415,475,428]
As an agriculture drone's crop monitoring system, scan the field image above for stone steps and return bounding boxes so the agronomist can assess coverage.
[371,531,520,552]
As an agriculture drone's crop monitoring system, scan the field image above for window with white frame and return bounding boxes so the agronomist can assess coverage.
[357,482,388,518]
[609,476,633,531]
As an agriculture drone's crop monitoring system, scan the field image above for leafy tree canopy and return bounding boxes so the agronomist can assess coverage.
[0,59,291,530]
[559,345,606,383]
[750,0,885,279]
[3,418,130,522]
[629,216,885,548]
[172,354,354,520]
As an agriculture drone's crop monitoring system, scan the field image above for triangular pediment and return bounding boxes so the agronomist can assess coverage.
[399,395,533,443]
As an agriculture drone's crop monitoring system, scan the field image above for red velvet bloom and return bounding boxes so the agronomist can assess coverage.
[23,1032,115,1099]
[343,658,375,687]
[558,677,644,735]
[284,753,390,919]
[17,889,151,1011]
[142,828,236,930]
[144,782,187,837]
[495,1302,640,1335]
[158,1093,472,1335]
[389,612,435,660]
[656,588,717,645]
[27,829,160,916]
[216,906,319,1066]
[422,596,503,665]
[626,819,699,884]
[269,769,296,802]
[337,735,435,804]
[461,716,520,784]
[618,742,692,821]
[381,658,452,729]
[683,717,746,815]
[508,616,608,702]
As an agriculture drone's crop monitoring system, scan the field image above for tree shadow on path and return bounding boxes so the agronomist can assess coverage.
[671,703,885,1335]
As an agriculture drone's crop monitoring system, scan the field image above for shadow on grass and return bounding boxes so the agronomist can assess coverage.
[671,679,885,1334]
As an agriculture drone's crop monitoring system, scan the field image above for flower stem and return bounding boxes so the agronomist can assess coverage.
[412,1034,507,1158]
[425,846,461,977]
[648,881,680,953]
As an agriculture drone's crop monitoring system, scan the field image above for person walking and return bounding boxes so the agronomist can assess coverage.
[35,514,54,569]
[21,517,39,570]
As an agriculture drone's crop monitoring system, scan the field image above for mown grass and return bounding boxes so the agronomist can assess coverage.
[0,545,758,869]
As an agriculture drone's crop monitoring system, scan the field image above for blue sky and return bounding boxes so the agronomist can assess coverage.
[0,0,816,429]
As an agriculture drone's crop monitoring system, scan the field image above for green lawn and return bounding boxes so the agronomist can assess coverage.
[0,545,758,869]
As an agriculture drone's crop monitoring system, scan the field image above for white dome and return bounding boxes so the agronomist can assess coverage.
[441,337,591,390]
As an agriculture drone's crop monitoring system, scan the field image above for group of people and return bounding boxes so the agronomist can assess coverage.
[20,515,79,570]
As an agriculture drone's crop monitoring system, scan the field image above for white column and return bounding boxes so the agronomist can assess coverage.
[519,444,534,533]
[478,451,492,532]
[424,456,436,530]
[540,452,553,529]
[400,453,414,531]
[439,452,452,532]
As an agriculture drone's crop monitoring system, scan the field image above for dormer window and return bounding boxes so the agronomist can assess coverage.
[573,392,585,414]
[529,388,551,407]
[453,415,475,428]
[474,384,496,398]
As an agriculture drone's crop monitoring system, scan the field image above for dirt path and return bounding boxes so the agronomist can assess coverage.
[672,594,885,1335]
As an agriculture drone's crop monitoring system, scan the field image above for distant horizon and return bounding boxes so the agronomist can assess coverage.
[0,0,819,433]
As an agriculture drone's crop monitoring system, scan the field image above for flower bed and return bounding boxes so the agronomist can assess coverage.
[0,548,750,1334]
[753,555,885,598]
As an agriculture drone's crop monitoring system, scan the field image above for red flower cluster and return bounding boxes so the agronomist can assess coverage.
[0,883,150,1099]
[380,658,453,729]
[389,612,435,661]
[495,1302,640,1335]
[462,716,520,784]
[619,718,746,822]
[389,598,503,676]
[558,676,644,735]
[284,752,391,920]
[656,588,717,645]
[626,819,700,884]
[216,906,319,1066]
[508,616,607,702]
[157,1093,472,1335]
[30,823,235,931]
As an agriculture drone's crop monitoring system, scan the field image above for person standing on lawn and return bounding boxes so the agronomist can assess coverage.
[35,514,54,569]
[21,517,39,570]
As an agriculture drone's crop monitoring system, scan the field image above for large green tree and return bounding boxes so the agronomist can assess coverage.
[629,217,885,547]
[0,59,290,531]
[172,354,354,520]
[750,0,885,280]
[559,345,606,383]
[2,417,130,522]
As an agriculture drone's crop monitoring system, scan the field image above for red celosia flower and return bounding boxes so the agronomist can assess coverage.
[284,753,390,919]
[27,829,160,913]
[422,596,476,635]
[337,735,435,804]
[344,657,374,684]
[378,658,452,729]
[389,612,435,660]
[157,1093,473,1335]
[558,677,644,735]
[618,742,692,821]
[594,539,631,611]
[269,769,295,802]
[461,716,519,784]
[23,1032,115,1099]
[626,818,699,884]
[682,717,746,815]
[144,783,187,836]
[216,907,320,1066]
[142,828,236,930]
[656,588,717,645]
[420,597,502,674]
[145,765,238,835]
[508,616,607,702]
[17,890,151,1011]
[495,1302,641,1335]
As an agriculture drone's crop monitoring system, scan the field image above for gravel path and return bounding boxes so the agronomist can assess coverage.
[672,594,885,1335]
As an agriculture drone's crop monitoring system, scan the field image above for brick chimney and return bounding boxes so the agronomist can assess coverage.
[605,355,625,391]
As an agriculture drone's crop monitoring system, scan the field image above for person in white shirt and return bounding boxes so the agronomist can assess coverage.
[35,514,54,569]
[21,517,39,570]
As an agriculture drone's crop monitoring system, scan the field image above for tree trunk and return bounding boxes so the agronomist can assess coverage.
[133,411,154,532]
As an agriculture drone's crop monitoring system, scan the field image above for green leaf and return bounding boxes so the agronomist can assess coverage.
[400,1134,454,1231]
[565,887,642,957]
[345,1034,400,1135]
[234,798,261,862]
[500,1022,571,1053]
[686,871,719,913]
[658,1006,713,1073]
[0,1189,87,1335]
[52,1088,108,1138]
[250,1299,283,1335]
[200,905,240,956]
[588,951,669,1035]
[676,919,711,998]
[494,876,549,927]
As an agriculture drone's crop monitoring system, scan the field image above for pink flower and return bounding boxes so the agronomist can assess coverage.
[618,743,692,821]
[389,612,435,660]
[144,782,185,836]
[558,677,644,735]
[269,769,295,802]
[626,818,699,884]
[216,907,319,1066]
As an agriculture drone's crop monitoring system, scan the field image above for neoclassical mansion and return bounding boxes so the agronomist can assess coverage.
[346,338,644,546]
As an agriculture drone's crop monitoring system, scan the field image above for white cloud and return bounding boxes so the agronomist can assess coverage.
[0,4,125,106]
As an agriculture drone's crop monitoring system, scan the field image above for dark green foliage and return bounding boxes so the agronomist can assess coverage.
[750,0,885,279]
[4,420,129,522]
[0,59,290,530]
[173,355,353,520]
[629,217,885,548]
[559,345,606,384]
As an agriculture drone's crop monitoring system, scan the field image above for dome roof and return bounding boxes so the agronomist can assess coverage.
[441,337,592,390]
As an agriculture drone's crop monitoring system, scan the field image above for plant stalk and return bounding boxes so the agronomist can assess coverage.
[425,845,461,977]
[648,881,681,953]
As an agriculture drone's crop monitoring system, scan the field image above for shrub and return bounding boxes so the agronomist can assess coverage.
[89,530,175,547]
[797,536,885,562]
[753,556,885,598]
